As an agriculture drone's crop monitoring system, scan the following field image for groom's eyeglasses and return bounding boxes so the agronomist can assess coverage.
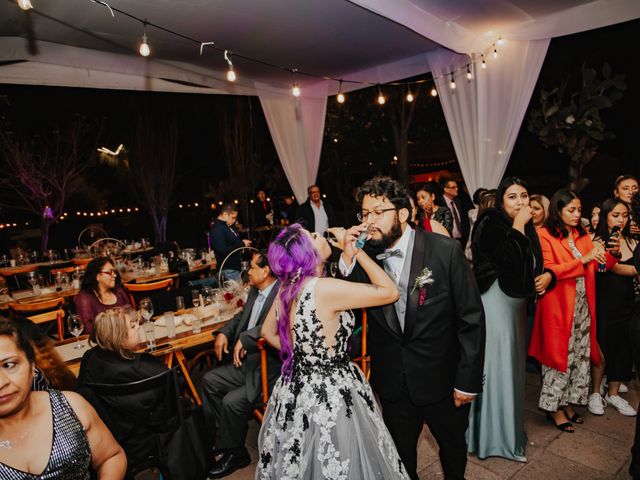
[357,208,397,222]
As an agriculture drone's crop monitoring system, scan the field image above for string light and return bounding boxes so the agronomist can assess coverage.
[224,50,236,82]
[16,0,33,10]
[496,37,505,46]
[377,86,386,105]
[493,48,498,59]
[481,55,487,69]
[138,22,150,57]
[292,82,301,97]
[336,80,345,104]
[449,75,456,90]
[466,66,473,80]
[430,87,438,97]
[406,89,414,102]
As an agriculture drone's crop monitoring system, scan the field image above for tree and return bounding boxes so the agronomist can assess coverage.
[127,113,178,243]
[0,116,101,252]
[528,63,626,192]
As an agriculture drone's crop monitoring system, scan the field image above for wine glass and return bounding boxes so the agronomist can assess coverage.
[67,314,84,349]
[54,271,64,292]
[191,290,201,308]
[138,298,156,349]
[329,261,338,278]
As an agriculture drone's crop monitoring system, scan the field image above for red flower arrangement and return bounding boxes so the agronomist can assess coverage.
[223,291,234,302]
[236,298,245,308]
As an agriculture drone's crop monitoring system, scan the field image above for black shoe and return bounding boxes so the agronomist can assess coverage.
[207,450,250,478]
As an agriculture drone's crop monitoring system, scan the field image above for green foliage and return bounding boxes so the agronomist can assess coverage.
[528,63,626,192]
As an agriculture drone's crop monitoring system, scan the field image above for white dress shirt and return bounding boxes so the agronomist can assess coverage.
[310,201,329,235]
[247,280,276,329]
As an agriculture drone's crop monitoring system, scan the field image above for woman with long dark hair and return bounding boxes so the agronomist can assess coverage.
[468,177,552,461]
[529,189,618,432]
[415,182,453,234]
[74,257,130,333]
[590,198,637,416]
[256,223,409,479]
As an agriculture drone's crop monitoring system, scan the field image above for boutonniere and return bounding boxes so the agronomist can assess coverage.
[411,267,434,306]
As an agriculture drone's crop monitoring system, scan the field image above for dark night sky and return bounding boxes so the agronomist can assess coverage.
[0,17,638,249]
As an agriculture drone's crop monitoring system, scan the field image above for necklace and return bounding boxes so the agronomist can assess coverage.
[0,430,29,450]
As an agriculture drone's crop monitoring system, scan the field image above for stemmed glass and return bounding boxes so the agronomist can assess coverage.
[329,261,338,278]
[191,290,201,308]
[139,298,156,349]
[67,314,84,349]
[27,271,41,295]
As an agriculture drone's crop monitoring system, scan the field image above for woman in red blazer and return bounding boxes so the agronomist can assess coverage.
[529,189,619,432]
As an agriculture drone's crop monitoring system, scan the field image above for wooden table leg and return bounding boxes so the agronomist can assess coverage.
[164,352,174,368]
[174,350,202,406]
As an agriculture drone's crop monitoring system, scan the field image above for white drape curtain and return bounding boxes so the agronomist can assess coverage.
[258,93,328,204]
[427,39,550,194]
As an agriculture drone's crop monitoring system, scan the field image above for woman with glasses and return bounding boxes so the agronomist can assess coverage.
[74,257,131,333]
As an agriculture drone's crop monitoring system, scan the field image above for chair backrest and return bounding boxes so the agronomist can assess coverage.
[124,279,173,307]
[50,265,79,275]
[10,298,66,341]
[72,258,92,266]
[80,368,182,472]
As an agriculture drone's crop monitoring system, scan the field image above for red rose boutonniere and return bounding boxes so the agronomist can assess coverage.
[411,267,434,306]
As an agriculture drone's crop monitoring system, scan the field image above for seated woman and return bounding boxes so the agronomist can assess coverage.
[0,317,126,478]
[78,308,167,474]
[75,257,131,333]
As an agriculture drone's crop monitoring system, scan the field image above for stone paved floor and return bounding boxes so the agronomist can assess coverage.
[223,371,638,480]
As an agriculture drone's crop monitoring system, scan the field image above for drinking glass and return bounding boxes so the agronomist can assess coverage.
[27,272,41,296]
[139,298,156,349]
[61,273,70,291]
[191,313,202,334]
[202,286,213,306]
[0,277,8,296]
[54,272,64,292]
[164,311,176,338]
[175,295,185,311]
[329,261,338,278]
[191,290,201,308]
[67,314,84,349]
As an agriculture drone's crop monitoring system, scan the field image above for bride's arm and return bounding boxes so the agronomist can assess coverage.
[317,249,399,312]
[260,302,281,350]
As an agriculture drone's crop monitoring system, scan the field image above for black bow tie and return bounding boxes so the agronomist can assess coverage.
[376,249,403,261]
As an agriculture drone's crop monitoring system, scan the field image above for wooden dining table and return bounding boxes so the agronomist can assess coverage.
[120,260,216,285]
[0,286,81,310]
[56,304,241,405]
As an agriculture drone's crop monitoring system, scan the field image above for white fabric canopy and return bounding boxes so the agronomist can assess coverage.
[427,39,550,194]
[258,89,328,204]
[0,0,639,199]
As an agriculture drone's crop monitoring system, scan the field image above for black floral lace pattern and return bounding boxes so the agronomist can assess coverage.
[257,278,409,479]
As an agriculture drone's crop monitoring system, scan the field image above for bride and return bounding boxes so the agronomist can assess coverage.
[256,223,409,479]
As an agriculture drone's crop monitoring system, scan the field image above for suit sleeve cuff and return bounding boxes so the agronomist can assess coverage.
[454,388,477,396]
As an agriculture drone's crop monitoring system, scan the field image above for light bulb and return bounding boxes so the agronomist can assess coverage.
[430,87,437,97]
[406,91,414,102]
[377,93,386,105]
[493,49,498,59]
[496,37,505,46]
[449,78,456,90]
[481,58,487,69]
[292,82,301,97]
[226,65,236,82]
[17,0,33,10]
[466,68,473,80]
[139,34,150,57]
[337,92,345,104]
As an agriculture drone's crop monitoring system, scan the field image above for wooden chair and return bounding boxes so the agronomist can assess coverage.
[1,264,38,291]
[124,278,174,307]
[72,257,92,266]
[51,265,84,275]
[9,297,65,340]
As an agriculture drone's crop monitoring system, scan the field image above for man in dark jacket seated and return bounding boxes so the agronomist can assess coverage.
[202,250,280,478]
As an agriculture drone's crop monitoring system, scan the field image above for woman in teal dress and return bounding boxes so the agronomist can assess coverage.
[468,177,554,462]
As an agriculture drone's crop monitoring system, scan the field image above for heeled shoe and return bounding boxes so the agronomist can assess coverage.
[563,409,584,424]
[546,412,575,433]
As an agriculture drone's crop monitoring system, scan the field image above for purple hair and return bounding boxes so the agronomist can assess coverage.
[267,224,320,381]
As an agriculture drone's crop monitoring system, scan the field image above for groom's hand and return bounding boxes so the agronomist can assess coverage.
[453,390,475,407]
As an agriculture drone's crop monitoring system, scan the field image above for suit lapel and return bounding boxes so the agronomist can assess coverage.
[403,229,425,345]
[237,289,258,334]
[380,260,403,336]
[254,280,279,327]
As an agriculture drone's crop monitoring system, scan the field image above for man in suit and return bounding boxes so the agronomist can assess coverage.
[295,184,336,235]
[339,176,485,480]
[251,190,273,228]
[211,203,251,282]
[441,176,470,247]
[202,250,280,478]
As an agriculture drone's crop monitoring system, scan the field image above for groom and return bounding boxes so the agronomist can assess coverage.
[339,176,485,480]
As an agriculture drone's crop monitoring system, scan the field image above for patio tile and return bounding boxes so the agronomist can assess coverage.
[514,451,617,480]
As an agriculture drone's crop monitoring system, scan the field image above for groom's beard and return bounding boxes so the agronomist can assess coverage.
[365,215,403,255]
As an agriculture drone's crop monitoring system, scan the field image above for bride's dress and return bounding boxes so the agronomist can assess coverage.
[256,277,409,479]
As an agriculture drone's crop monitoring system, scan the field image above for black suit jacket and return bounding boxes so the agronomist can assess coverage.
[349,229,485,405]
[445,196,471,245]
[214,281,281,401]
[295,199,336,232]
[211,219,244,271]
